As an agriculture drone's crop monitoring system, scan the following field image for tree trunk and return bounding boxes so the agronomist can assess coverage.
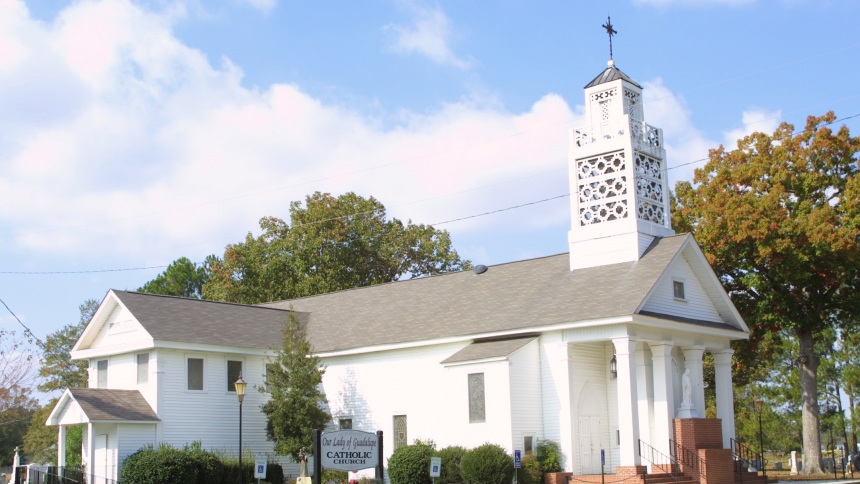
[798,328,825,474]
[851,391,858,452]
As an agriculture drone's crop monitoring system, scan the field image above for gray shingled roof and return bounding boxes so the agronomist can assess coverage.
[113,291,304,350]
[264,234,695,353]
[68,389,160,422]
[585,64,642,89]
[441,336,538,364]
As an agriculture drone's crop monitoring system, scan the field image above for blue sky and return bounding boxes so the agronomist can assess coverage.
[2,0,860,391]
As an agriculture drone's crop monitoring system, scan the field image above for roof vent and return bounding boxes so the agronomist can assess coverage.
[473,264,488,275]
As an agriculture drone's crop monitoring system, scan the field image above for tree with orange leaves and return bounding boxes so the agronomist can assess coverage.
[674,112,860,474]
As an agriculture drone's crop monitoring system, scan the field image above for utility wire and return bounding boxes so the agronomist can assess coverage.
[5,112,859,275]
[19,42,860,238]
[0,296,45,348]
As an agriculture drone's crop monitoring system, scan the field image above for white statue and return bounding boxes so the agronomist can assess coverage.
[675,368,698,418]
[681,369,693,406]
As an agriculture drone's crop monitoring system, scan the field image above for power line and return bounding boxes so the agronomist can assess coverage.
[18,42,860,238]
[0,297,45,348]
[433,194,571,226]
[0,265,169,275]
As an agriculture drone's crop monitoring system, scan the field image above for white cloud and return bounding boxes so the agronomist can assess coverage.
[0,0,571,260]
[237,0,277,14]
[722,108,782,148]
[633,0,756,6]
[384,3,471,68]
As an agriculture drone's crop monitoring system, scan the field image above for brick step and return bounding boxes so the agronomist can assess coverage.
[644,474,698,484]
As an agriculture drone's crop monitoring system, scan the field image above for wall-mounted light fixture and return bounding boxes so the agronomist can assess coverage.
[610,354,617,379]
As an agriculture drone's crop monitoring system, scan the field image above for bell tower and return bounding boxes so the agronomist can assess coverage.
[568,59,674,270]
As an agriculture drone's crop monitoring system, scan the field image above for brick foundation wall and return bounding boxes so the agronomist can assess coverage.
[699,449,733,484]
[673,419,724,451]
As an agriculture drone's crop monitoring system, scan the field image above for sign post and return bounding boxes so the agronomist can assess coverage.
[600,449,605,484]
[254,456,267,484]
[514,450,522,484]
[430,456,442,484]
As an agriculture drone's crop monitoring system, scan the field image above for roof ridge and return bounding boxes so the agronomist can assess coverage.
[258,252,571,306]
[113,290,294,312]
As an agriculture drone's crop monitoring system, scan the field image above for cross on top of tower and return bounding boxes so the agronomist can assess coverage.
[602,16,617,61]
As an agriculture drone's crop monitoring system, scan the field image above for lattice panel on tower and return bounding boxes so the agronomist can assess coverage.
[633,151,666,225]
[579,177,627,203]
[577,151,625,179]
[577,150,629,226]
[580,200,628,224]
[590,88,617,102]
[624,89,642,120]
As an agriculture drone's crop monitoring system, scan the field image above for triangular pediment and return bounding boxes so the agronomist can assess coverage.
[637,237,748,332]
[72,290,154,355]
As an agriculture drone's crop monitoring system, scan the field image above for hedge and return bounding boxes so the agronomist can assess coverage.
[460,443,514,484]
[120,443,284,484]
[387,440,435,484]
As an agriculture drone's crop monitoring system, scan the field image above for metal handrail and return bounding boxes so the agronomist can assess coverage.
[638,440,681,484]
[731,438,766,480]
[669,439,707,479]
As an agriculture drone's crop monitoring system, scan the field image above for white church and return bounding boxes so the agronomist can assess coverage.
[47,60,750,483]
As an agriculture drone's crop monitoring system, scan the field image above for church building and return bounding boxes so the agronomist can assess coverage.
[47,59,749,484]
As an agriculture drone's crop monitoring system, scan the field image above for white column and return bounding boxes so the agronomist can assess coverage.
[58,425,67,467]
[681,346,706,418]
[612,337,641,466]
[545,341,575,471]
[713,350,736,449]
[635,343,653,449]
[650,343,675,457]
[87,422,95,482]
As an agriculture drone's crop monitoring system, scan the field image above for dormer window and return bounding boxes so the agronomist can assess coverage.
[673,281,686,300]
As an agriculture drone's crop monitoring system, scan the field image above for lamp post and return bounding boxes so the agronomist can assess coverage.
[235,374,248,484]
[754,399,765,476]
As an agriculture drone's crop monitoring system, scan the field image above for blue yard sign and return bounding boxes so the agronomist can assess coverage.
[514,450,522,469]
[600,449,605,466]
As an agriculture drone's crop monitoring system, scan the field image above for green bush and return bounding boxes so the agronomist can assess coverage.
[120,443,284,484]
[460,443,514,484]
[322,469,349,484]
[535,440,563,473]
[387,440,436,484]
[434,446,466,484]
[518,455,542,484]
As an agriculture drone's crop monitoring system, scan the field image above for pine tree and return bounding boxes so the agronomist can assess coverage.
[261,311,331,466]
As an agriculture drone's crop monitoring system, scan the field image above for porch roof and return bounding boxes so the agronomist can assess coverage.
[47,388,160,425]
[441,335,538,364]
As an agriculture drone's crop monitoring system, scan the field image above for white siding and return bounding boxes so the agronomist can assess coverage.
[539,331,564,446]
[118,424,157,466]
[509,339,542,456]
[88,304,151,350]
[641,254,723,323]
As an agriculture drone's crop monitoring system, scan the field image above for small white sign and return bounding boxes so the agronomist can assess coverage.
[429,457,442,477]
[254,457,267,478]
[320,430,380,471]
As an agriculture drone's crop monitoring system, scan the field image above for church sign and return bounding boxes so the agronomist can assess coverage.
[320,430,380,471]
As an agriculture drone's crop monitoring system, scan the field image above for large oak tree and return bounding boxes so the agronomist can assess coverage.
[203,192,471,304]
[674,112,860,474]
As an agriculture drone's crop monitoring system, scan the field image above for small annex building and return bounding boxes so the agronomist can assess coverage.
[49,60,750,484]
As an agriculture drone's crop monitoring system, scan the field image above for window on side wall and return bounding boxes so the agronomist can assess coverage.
[136,353,149,384]
[96,360,108,388]
[393,415,407,450]
[339,418,353,430]
[468,373,486,423]
[265,363,276,391]
[524,436,534,456]
[227,360,243,392]
[187,358,204,391]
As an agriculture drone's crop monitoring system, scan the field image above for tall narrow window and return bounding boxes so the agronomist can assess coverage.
[96,360,108,388]
[136,353,149,384]
[187,358,204,390]
[393,415,407,450]
[227,360,243,392]
[524,436,534,456]
[468,373,486,423]
[265,363,276,390]
[673,281,686,300]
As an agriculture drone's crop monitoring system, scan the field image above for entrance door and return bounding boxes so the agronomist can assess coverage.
[579,416,602,474]
[94,434,108,484]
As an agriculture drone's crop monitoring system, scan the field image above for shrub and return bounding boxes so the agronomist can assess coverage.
[119,443,284,484]
[518,455,542,484]
[434,446,466,484]
[535,440,563,473]
[460,443,514,484]
[387,440,436,484]
[322,470,349,484]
